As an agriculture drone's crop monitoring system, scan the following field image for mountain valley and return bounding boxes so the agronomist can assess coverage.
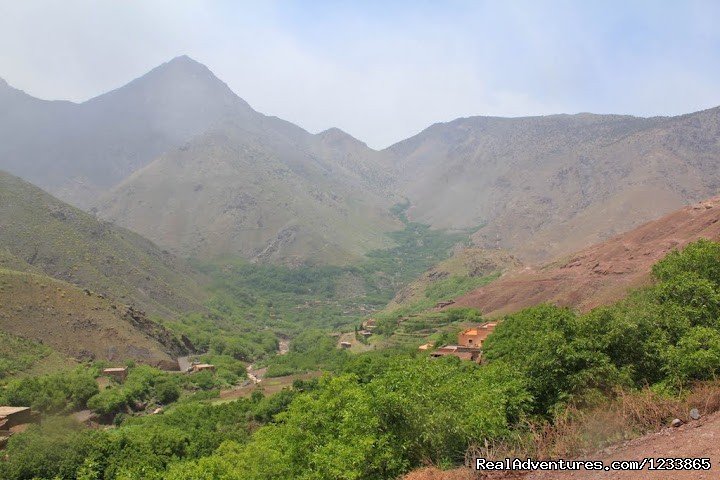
[2,52,720,480]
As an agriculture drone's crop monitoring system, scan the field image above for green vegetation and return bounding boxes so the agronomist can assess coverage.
[6,239,720,480]
[0,360,245,420]
[172,207,474,364]
[483,239,720,413]
[0,368,98,414]
[0,171,207,318]
[356,220,474,305]
[162,310,278,362]
[167,358,528,479]
[87,366,183,415]
[0,332,54,379]
[374,274,498,335]
[9,203,720,480]
[0,397,276,480]
[262,330,349,377]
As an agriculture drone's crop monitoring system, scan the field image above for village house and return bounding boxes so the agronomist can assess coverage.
[340,341,352,349]
[429,345,482,362]
[428,322,498,363]
[0,406,33,430]
[362,319,377,330]
[191,363,216,373]
[359,329,373,338]
[458,322,497,348]
[102,367,128,382]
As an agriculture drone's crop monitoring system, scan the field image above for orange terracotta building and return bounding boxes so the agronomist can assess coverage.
[458,322,497,348]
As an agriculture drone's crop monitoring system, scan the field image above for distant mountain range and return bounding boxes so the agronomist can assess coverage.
[391,109,720,261]
[1,56,719,264]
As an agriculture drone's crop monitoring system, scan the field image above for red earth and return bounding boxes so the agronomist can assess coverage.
[449,196,720,318]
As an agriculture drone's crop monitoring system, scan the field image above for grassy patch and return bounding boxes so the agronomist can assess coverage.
[0,332,55,379]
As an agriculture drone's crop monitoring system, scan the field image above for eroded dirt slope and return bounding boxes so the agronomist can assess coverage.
[450,196,720,317]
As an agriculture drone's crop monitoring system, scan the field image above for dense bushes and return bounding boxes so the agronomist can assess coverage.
[0,399,262,480]
[0,368,98,413]
[87,366,181,415]
[483,239,720,415]
[264,329,349,377]
[165,357,530,479]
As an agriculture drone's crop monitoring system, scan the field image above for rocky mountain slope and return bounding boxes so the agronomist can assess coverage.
[448,196,720,317]
[87,58,401,263]
[383,247,522,313]
[5,55,720,267]
[98,122,400,263]
[388,108,720,262]
[0,268,189,368]
[0,171,207,317]
[0,56,255,208]
[0,55,400,263]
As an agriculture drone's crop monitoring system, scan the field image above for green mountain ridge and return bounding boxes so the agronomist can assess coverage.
[0,170,207,318]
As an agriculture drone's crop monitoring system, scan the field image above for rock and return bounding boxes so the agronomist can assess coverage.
[671,418,684,428]
[690,408,701,420]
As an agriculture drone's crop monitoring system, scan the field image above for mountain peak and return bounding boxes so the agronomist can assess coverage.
[87,53,255,113]
[149,54,215,79]
[164,54,207,70]
[317,127,368,148]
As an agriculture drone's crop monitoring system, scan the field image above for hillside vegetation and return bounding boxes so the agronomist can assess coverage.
[0,268,190,367]
[0,333,51,377]
[7,240,719,480]
[0,171,207,318]
[0,56,261,208]
[166,213,472,363]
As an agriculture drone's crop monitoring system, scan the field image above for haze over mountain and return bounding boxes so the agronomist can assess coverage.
[389,108,720,261]
[0,171,207,318]
[3,55,720,267]
[0,56,401,264]
[0,55,256,208]
[98,121,400,263]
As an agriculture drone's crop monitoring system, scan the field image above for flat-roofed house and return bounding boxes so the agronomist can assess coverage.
[429,346,480,362]
[0,406,33,429]
[191,364,216,373]
[458,322,497,348]
[103,367,128,381]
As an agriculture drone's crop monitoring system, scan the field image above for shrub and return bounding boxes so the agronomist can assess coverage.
[0,369,98,414]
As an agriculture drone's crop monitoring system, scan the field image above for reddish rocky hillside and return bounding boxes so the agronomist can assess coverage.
[449,196,720,317]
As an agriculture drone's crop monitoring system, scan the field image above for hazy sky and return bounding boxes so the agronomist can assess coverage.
[1,0,719,148]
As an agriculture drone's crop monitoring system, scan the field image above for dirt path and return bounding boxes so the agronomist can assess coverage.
[217,371,322,402]
[246,364,262,384]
